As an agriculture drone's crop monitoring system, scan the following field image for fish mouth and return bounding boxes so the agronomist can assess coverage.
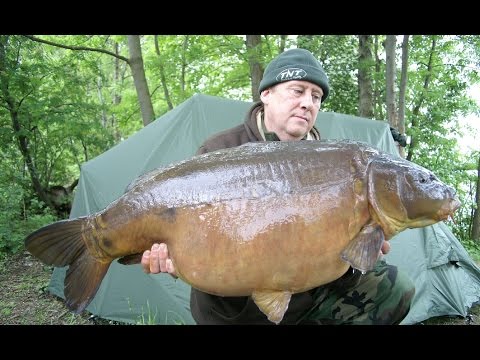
[437,197,461,223]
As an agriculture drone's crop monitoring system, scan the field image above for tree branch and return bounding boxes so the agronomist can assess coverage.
[23,35,130,63]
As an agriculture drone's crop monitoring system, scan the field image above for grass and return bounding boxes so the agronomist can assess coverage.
[0,252,97,325]
[420,304,480,325]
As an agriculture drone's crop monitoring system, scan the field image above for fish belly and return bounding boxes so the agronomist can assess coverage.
[167,191,367,296]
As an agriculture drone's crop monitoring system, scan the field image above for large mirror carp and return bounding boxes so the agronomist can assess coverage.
[25,140,461,324]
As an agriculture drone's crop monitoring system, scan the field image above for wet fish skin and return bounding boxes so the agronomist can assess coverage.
[24,140,461,324]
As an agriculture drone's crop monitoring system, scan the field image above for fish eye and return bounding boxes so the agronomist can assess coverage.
[419,173,438,184]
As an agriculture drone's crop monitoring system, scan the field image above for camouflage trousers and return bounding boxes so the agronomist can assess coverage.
[299,259,415,325]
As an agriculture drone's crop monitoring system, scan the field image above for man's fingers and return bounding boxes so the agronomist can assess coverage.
[158,243,168,272]
[158,243,169,259]
[161,244,177,276]
[142,243,175,275]
[150,243,161,274]
[381,241,391,255]
[141,250,151,274]
[166,259,177,276]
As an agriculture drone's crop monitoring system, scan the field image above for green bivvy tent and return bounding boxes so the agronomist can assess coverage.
[49,93,480,325]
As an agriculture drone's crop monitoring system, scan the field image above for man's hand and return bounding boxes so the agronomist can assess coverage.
[380,241,391,255]
[141,243,177,276]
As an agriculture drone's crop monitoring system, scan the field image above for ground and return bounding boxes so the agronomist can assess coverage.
[0,251,479,325]
[0,252,115,325]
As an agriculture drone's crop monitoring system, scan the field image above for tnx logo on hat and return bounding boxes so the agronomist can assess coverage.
[276,68,307,82]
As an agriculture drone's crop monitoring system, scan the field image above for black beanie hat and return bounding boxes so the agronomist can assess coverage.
[258,48,330,102]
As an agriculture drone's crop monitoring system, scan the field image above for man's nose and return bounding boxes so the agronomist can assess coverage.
[300,93,314,109]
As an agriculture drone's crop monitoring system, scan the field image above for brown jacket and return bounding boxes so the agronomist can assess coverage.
[189,101,322,324]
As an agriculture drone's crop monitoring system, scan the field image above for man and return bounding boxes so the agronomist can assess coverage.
[141,48,415,324]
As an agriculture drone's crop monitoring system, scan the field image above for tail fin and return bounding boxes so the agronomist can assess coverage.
[25,218,110,314]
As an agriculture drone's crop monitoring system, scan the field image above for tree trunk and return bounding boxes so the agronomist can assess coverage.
[180,36,190,100]
[97,77,108,127]
[406,36,436,161]
[279,35,287,53]
[373,36,384,120]
[472,153,480,242]
[396,35,410,158]
[358,35,374,118]
[385,35,398,130]
[398,35,409,135]
[127,35,156,126]
[246,35,263,102]
[154,35,174,110]
[112,41,122,142]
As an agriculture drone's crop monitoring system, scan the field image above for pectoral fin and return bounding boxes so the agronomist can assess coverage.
[251,289,292,324]
[341,222,385,273]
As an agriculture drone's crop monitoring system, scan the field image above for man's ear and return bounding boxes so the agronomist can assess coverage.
[260,89,271,104]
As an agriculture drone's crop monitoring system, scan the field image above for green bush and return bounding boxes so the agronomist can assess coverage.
[461,238,480,263]
[0,178,58,255]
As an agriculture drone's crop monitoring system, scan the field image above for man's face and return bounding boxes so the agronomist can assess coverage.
[261,80,324,141]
